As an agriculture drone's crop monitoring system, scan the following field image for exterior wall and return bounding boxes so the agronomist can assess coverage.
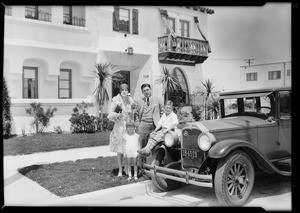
[4,5,211,135]
[240,61,291,90]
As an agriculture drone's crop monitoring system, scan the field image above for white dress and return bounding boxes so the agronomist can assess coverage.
[124,133,140,158]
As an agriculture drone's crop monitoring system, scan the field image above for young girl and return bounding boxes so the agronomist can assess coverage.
[123,121,140,180]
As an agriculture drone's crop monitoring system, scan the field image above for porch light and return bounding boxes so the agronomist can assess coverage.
[127,47,133,55]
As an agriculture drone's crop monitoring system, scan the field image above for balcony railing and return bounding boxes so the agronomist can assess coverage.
[25,8,52,22]
[5,6,12,16]
[158,35,210,64]
[63,14,85,27]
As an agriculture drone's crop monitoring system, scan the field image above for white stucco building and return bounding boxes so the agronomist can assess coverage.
[3,5,214,135]
[240,61,291,90]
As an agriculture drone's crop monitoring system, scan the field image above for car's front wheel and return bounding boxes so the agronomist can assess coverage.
[214,150,255,206]
[151,149,182,191]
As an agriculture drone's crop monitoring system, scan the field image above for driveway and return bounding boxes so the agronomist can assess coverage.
[109,171,291,210]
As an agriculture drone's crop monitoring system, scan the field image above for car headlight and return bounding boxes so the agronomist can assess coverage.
[164,131,180,147]
[197,133,215,151]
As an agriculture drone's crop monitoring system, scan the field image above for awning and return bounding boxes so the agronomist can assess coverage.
[219,92,272,99]
[194,17,211,53]
[159,9,177,39]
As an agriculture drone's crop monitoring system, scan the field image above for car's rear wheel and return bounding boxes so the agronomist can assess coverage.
[214,150,255,206]
[151,149,182,191]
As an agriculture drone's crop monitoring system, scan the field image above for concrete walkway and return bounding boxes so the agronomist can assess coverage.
[3,145,153,206]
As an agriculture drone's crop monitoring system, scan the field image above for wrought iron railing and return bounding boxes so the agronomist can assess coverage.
[5,6,12,16]
[158,35,209,56]
[25,8,52,22]
[63,14,85,27]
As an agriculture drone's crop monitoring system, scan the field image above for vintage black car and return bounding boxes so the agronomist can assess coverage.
[142,87,291,206]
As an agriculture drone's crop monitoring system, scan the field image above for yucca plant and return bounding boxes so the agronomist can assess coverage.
[155,66,181,102]
[196,79,215,120]
[207,95,220,120]
[91,62,121,131]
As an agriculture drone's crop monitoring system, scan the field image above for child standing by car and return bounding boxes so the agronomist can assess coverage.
[137,100,179,156]
[124,121,140,180]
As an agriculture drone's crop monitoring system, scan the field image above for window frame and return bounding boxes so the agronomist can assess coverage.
[179,19,190,37]
[268,70,281,80]
[165,17,176,35]
[58,69,72,99]
[246,72,258,81]
[118,7,130,33]
[23,66,38,99]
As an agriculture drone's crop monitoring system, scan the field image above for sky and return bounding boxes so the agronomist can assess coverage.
[201,2,291,92]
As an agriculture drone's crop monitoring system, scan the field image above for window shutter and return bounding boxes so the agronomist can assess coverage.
[132,9,139,34]
[113,6,119,31]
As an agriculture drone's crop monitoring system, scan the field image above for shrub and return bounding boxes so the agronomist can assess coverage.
[69,102,96,133]
[25,102,57,134]
[54,126,62,134]
[3,77,12,137]
[191,104,204,121]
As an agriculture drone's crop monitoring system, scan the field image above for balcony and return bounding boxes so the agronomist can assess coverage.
[25,8,52,22]
[158,35,210,64]
[63,14,85,27]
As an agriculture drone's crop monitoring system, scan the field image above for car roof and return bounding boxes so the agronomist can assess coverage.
[219,86,291,97]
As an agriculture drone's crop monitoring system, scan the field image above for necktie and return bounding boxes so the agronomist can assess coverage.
[146,97,150,106]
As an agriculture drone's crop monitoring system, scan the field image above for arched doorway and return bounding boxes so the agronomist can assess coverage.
[168,67,190,106]
[112,71,130,97]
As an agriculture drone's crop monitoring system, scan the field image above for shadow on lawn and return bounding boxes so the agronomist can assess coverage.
[18,164,43,175]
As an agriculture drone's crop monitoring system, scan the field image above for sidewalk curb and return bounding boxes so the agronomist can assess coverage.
[42,180,154,206]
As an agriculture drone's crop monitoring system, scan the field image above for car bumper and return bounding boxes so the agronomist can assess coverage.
[143,163,213,188]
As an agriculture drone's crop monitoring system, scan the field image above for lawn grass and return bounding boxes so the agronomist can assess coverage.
[18,156,154,197]
[3,131,111,156]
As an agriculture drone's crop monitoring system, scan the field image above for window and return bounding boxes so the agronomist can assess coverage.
[5,6,12,16]
[113,6,139,34]
[25,5,38,19]
[168,68,190,106]
[246,72,257,81]
[287,69,290,76]
[63,6,85,27]
[25,5,51,22]
[23,67,38,99]
[279,91,291,117]
[179,20,189,37]
[58,69,72,99]
[268,71,281,80]
[165,18,175,34]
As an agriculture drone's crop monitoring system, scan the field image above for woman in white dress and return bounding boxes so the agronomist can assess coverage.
[107,83,136,177]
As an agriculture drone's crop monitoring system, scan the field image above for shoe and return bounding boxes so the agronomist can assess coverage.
[134,175,138,180]
[127,176,132,180]
[137,148,150,156]
[117,172,122,177]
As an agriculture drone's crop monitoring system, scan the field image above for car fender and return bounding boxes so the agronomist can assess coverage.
[208,139,291,176]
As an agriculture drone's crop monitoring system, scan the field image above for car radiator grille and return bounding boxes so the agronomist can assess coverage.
[181,128,205,169]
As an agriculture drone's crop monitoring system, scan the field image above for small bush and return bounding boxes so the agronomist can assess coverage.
[54,126,62,134]
[25,102,57,134]
[69,102,96,133]
[3,77,12,137]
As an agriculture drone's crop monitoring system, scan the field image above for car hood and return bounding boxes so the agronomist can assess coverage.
[191,116,269,133]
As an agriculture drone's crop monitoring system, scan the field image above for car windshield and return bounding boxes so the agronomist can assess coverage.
[222,94,273,118]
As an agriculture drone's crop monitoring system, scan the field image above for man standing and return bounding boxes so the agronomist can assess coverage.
[136,84,163,161]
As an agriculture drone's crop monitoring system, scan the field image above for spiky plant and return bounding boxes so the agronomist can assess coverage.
[155,66,181,102]
[207,95,220,120]
[91,62,121,131]
[195,79,215,120]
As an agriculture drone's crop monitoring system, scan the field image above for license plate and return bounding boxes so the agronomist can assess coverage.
[181,149,198,159]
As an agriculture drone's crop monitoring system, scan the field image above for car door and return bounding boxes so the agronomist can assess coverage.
[277,91,291,159]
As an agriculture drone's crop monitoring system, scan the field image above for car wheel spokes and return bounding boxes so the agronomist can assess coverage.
[227,161,248,199]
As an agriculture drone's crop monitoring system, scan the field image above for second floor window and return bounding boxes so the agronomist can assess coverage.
[63,6,85,27]
[165,18,175,34]
[113,6,139,35]
[246,72,257,81]
[5,6,12,16]
[58,69,72,99]
[180,20,189,37]
[25,5,51,22]
[269,71,281,80]
[25,6,38,19]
